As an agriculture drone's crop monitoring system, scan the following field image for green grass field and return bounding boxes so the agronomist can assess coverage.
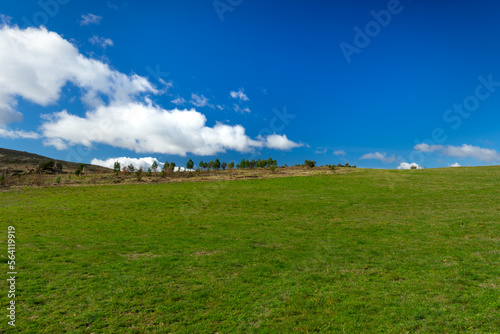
[1,167,499,333]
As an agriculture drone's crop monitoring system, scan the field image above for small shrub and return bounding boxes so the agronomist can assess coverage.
[75,164,84,176]
[113,161,121,175]
[146,167,152,176]
[135,168,143,181]
[38,159,54,171]
[270,165,276,174]
[304,160,316,168]
[55,176,61,184]
[0,175,4,183]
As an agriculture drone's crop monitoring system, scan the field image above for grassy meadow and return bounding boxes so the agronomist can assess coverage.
[0,167,499,333]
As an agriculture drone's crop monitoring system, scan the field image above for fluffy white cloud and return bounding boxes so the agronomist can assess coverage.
[414,143,500,162]
[91,157,163,171]
[0,25,156,126]
[333,150,346,156]
[397,162,422,169]
[41,103,302,155]
[261,134,303,150]
[80,13,102,26]
[450,162,461,167]
[0,128,39,139]
[89,35,113,48]
[230,89,249,101]
[0,25,302,156]
[360,152,396,163]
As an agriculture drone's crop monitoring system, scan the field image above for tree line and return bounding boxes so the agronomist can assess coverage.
[112,157,280,176]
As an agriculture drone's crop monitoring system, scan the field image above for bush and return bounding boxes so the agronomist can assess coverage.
[75,164,84,176]
[304,160,316,168]
[56,176,61,184]
[113,161,121,175]
[270,165,276,173]
[151,161,159,173]
[38,159,54,171]
[187,159,194,170]
[0,175,4,183]
[135,168,143,181]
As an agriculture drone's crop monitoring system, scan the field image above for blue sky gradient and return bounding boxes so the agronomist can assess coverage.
[1,0,500,169]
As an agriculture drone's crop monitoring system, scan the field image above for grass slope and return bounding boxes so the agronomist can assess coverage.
[1,167,499,333]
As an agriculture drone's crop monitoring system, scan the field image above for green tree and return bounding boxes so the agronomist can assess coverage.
[221,162,227,170]
[249,159,256,169]
[151,161,158,173]
[75,163,84,176]
[229,161,235,169]
[305,160,316,168]
[214,158,221,170]
[170,162,176,172]
[113,161,121,175]
[187,159,194,170]
[240,158,246,169]
[199,160,204,171]
[127,164,136,173]
[135,167,143,181]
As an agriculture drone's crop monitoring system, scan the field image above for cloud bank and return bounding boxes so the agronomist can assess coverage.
[360,152,396,163]
[91,157,163,171]
[414,143,500,162]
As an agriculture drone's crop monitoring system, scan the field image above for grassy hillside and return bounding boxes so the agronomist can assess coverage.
[1,167,499,332]
[0,147,109,174]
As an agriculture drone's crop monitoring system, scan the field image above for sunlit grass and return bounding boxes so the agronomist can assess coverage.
[1,167,499,332]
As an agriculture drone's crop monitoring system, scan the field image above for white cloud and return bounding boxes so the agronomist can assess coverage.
[91,157,163,171]
[233,104,251,113]
[0,14,12,26]
[230,89,249,101]
[190,93,212,108]
[315,148,327,154]
[450,162,461,167]
[414,143,500,162]
[360,152,396,163]
[333,150,346,156]
[80,13,102,26]
[216,105,224,110]
[0,128,39,139]
[261,134,303,150]
[413,143,445,152]
[0,25,302,156]
[0,25,156,126]
[171,96,186,105]
[41,103,302,156]
[397,162,422,170]
[89,35,113,48]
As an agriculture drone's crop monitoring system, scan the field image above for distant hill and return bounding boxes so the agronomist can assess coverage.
[0,147,110,173]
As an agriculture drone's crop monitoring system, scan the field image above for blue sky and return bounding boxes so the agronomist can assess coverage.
[1,0,500,169]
